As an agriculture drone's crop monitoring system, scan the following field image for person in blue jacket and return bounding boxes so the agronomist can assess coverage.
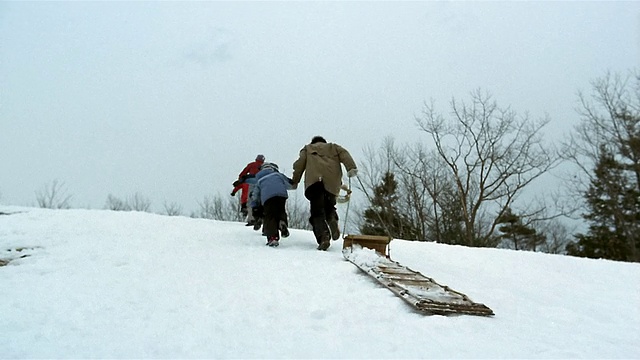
[250,162,294,247]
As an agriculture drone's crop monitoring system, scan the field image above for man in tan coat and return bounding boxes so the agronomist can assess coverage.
[292,136,358,250]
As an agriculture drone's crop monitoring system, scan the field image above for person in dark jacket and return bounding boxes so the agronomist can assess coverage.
[231,154,265,221]
[291,136,357,251]
[250,162,294,247]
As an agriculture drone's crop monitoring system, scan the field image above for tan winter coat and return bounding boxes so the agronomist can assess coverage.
[292,142,357,196]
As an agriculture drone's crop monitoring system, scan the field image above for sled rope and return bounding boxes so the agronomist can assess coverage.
[341,177,352,239]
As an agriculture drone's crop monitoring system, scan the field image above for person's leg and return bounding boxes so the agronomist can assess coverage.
[305,182,329,243]
[324,190,340,240]
[240,202,248,217]
[305,182,331,249]
[246,205,254,225]
[240,183,249,204]
[246,184,256,225]
[262,198,279,246]
[276,197,289,238]
[253,205,264,231]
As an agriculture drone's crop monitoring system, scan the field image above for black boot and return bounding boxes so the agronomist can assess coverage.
[317,235,331,251]
[253,217,262,231]
[279,220,289,238]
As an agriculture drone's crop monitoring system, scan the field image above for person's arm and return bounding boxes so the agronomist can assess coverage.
[336,145,357,173]
[291,147,307,186]
[238,163,251,179]
[282,174,294,190]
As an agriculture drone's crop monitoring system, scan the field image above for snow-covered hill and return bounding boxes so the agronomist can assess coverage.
[1,207,638,358]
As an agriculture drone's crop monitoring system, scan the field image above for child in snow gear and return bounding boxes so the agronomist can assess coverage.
[291,136,357,251]
[250,162,294,247]
[232,154,265,223]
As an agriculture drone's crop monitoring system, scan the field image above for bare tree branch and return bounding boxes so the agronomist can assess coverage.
[36,180,72,209]
[416,90,562,247]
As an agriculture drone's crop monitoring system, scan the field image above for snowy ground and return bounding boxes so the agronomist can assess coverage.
[1,207,639,359]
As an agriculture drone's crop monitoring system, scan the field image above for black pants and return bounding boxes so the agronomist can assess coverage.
[263,196,288,239]
[305,182,337,244]
[240,202,248,217]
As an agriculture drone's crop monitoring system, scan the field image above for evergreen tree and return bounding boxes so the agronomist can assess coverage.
[564,72,640,262]
[360,172,419,239]
[567,148,639,261]
[496,208,538,250]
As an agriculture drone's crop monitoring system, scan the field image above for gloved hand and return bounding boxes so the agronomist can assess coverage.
[230,192,236,196]
[347,168,358,178]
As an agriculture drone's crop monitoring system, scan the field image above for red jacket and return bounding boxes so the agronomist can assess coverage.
[232,160,264,204]
[238,160,264,179]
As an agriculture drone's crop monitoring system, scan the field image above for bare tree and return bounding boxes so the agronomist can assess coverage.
[195,195,223,220]
[354,138,401,237]
[415,89,562,247]
[357,138,397,196]
[194,194,241,221]
[105,194,129,211]
[356,135,568,251]
[163,201,183,216]
[391,140,470,243]
[194,191,309,226]
[535,219,575,254]
[36,180,72,209]
[564,71,640,191]
[356,137,465,243]
[103,193,151,212]
[127,192,151,212]
[286,192,313,230]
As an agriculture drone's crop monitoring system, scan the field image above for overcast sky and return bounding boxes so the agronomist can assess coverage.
[1,1,638,213]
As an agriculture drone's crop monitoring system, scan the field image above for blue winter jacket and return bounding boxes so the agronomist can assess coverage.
[250,169,293,208]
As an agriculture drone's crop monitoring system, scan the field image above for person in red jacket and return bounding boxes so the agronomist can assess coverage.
[238,154,265,180]
[231,154,265,218]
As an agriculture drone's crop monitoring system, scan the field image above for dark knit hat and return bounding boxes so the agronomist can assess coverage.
[256,154,265,162]
[311,136,327,144]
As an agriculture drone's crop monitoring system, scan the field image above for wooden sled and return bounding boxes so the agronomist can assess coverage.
[342,236,494,317]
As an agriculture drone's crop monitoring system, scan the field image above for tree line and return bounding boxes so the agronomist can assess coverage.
[357,70,639,263]
[21,70,640,263]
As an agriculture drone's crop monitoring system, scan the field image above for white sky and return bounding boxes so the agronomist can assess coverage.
[2,206,639,358]
[1,1,638,213]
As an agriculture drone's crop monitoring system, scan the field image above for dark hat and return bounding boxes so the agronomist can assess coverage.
[311,136,327,144]
[261,162,279,171]
[256,154,265,162]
